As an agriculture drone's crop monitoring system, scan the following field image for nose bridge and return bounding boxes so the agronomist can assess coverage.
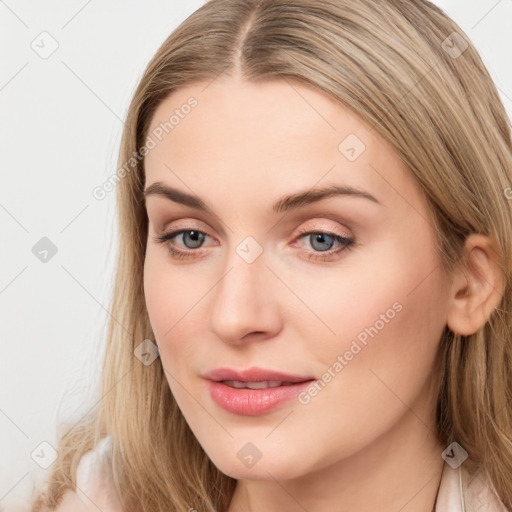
[208,235,279,344]
[217,232,267,299]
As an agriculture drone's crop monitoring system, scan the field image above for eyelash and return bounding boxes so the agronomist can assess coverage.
[153,226,354,262]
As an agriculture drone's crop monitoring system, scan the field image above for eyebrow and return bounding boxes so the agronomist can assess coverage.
[143,181,381,215]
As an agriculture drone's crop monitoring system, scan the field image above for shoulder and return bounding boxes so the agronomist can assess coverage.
[462,466,510,512]
[435,461,509,512]
[53,436,124,512]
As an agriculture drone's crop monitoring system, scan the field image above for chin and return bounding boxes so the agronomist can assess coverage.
[206,446,311,482]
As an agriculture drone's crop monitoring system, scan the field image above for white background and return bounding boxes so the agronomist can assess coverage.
[1,0,511,509]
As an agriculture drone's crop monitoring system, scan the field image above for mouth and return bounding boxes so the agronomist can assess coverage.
[220,380,311,389]
[204,368,316,416]
[204,366,315,385]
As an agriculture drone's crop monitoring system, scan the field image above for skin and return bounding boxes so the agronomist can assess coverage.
[141,76,504,512]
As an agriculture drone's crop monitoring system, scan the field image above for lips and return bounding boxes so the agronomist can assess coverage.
[203,367,316,415]
[203,366,315,384]
[222,380,292,389]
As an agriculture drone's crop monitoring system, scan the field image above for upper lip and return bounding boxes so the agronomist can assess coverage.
[204,367,315,383]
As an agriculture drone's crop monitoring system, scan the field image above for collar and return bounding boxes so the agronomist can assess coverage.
[78,438,508,511]
[435,461,508,511]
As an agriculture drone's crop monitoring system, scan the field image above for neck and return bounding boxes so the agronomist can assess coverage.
[227,397,445,512]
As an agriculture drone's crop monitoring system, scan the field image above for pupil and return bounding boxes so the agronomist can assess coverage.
[312,233,333,252]
[185,230,204,248]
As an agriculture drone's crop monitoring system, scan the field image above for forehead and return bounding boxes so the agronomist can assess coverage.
[143,77,421,212]
[146,76,379,158]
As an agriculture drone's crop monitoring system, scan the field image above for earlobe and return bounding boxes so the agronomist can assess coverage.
[446,234,505,336]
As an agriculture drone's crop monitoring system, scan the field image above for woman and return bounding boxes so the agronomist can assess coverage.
[31,0,512,510]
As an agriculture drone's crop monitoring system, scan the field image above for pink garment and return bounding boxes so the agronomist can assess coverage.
[435,460,509,511]
[71,437,123,512]
[71,437,509,511]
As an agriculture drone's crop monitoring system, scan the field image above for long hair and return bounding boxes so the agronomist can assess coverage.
[32,0,512,510]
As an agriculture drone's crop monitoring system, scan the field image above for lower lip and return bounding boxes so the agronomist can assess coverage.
[207,380,315,416]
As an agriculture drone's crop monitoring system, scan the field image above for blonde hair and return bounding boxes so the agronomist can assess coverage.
[32,0,512,510]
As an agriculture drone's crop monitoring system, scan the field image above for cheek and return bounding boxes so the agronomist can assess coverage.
[297,233,448,411]
[276,243,448,466]
[143,253,185,348]
[143,254,171,336]
[292,237,443,349]
[143,251,208,365]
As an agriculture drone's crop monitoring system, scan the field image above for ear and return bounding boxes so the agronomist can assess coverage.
[446,233,505,336]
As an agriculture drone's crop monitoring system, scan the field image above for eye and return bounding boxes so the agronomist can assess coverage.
[153,226,354,262]
[293,227,354,261]
[153,229,211,260]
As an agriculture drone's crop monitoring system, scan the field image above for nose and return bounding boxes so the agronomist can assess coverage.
[208,244,282,346]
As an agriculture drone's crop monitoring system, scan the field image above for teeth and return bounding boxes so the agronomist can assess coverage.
[222,380,288,389]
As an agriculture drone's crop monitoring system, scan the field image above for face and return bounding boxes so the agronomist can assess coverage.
[143,77,451,481]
